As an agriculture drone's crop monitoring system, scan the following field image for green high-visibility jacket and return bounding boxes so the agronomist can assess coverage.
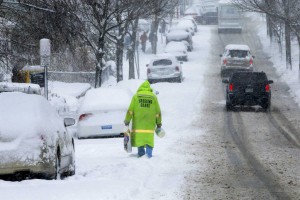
[124,81,162,148]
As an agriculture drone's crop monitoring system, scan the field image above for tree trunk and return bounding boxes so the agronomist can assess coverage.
[150,15,159,54]
[95,46,104,88]
[285,22,292,70]
[128,18,139,79]
[116,39,124,82]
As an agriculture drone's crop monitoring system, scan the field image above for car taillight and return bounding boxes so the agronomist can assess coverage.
[250,58,253,65]
[229,83,233,91]
[223,59,227,65]
[265,84,270,92]
[79,113,92,121]
[147,68,151,74]
[175,66,180,71]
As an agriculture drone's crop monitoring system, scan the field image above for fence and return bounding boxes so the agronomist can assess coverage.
[48,62,114,86]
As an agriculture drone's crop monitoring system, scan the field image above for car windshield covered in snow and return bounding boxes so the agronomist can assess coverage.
[228,50,248,58]
[152,59,173,66]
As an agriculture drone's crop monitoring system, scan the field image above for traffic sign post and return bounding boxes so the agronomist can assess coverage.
[40,39,51,100]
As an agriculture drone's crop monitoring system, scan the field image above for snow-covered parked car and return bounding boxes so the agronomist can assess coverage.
[177,19,197,34]
[0,92,75,180]
[77,87,133,139]
[164,41,188,61]
[147,54,183,83]
[182,16,198,32]
[166,30,193,51]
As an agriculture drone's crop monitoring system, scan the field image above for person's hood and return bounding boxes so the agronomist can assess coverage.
[137,80,153,93]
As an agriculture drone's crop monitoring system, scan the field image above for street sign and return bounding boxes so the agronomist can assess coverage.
[30,72,45,87]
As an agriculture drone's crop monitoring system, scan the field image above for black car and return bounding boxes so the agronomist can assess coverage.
[222,71,274,111]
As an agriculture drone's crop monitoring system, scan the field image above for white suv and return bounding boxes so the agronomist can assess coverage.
[220,44,254,77]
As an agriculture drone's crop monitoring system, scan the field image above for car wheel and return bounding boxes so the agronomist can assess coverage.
[55,150,62,180]
[226,100,232,111]
[261,100,271,112]
[68,141,76,176]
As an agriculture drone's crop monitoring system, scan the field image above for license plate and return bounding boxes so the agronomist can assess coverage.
[101,125,112,130]
[245,88,253,93]
[159,70,170,75]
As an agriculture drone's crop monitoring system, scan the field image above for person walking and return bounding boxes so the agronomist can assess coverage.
[124,80,162,158]
[140,31,147,53]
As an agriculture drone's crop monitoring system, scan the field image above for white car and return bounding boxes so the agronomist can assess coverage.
[220,44,255,77]
[0,92,75,180]
[166,30,193,51]
[77,87,132,139]
[164,41,188,62]
[147,54,183,83]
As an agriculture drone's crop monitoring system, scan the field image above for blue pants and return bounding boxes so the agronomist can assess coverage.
[138,145,153,158]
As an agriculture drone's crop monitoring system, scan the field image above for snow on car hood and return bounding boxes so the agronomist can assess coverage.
[0,92,63,142]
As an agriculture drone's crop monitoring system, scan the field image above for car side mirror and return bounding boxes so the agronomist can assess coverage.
[252,55,255,58]
[222,79,229,84]
[219,54,222,57]
[146,64,149,67]
[64,118,76,127]
[268,80,274,84]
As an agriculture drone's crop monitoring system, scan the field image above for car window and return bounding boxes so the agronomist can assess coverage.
[152,59,172,66]
[228,50,248,58]
[231,73,267,83]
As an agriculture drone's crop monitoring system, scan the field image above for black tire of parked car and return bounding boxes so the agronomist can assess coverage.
[55,149,62,180]
[68,140,76,176]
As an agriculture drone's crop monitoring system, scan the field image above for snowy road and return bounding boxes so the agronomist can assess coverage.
[182,16,300,199]
[1,15,300,200]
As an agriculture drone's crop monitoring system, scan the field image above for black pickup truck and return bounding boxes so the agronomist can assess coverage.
[222,71,274,111]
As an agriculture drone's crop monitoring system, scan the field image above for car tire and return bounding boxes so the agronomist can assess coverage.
[226,100,232,111]
[68,141,76,176]
[55,150,62,180]
[261,100,271,112]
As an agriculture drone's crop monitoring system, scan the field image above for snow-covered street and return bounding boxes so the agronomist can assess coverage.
[1,13,300,200]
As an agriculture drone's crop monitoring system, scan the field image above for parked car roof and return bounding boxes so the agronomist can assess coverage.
[0,92,63,140]
[225,44,250,51]
[166,30,191,41]
[78,87,132,113]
